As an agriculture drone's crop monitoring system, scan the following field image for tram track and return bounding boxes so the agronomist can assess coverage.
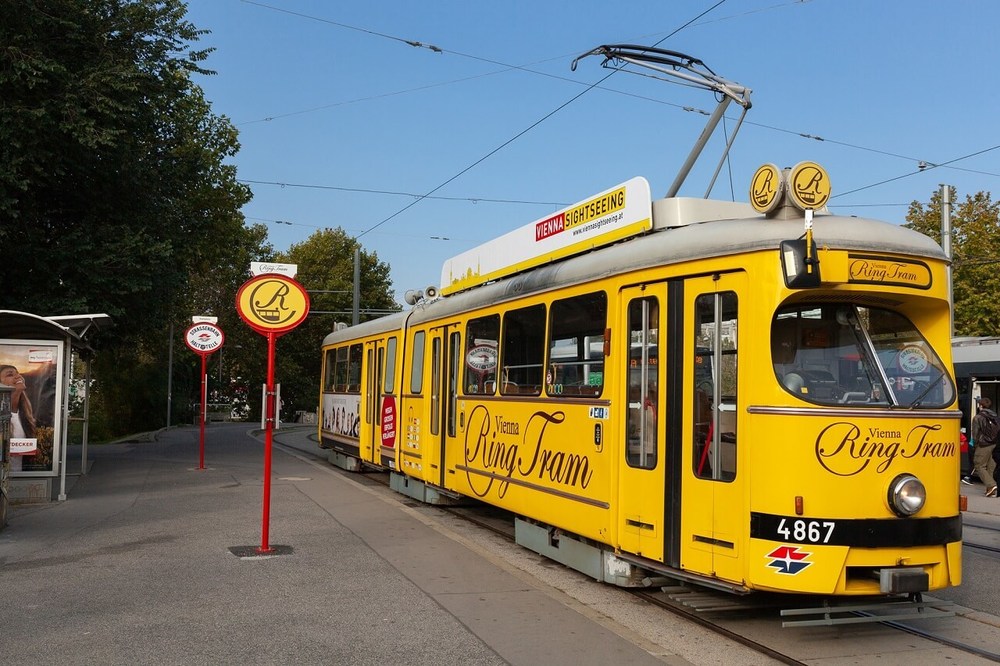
[438,497,1000,664]
[967,541,1000,556]
[866,615,1000,663]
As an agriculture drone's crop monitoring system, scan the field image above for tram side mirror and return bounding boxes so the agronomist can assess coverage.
[780,239,821,288]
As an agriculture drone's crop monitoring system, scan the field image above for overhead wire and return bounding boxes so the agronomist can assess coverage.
[344,0,726,238]
[834,144,1000,199]
[350,0,729,240]
[238,179,570,207]
[237,0,997,220]
[237,0,729,239]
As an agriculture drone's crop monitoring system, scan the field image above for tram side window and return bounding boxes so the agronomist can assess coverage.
[431,336,441,435]
[323,349,337,391]
[547,292,606,398]
[367,348,375,425]
[464,315,499,395]
[501,304,546,396]
[449,331,461,436]
[348,343,363,393]
[334,346,349,392]
[693,292,738,482]
[410,331,425,395]
[626,297,658,469]
[384,337,397,394]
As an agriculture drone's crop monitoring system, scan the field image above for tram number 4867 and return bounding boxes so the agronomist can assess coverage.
[777,519,835,544]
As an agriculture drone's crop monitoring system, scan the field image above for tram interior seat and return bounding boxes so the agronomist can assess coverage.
[781,369,838,398]
[801,369,838,398]
[503,382,541,396]
[839,376,872,403]
[781,372,806,394]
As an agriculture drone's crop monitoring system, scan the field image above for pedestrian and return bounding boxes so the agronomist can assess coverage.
[971,396,999,497]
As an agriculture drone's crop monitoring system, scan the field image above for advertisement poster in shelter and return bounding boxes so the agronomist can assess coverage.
[0,341,60,473]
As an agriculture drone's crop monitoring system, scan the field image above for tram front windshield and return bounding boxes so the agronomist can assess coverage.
[771,305,954,408]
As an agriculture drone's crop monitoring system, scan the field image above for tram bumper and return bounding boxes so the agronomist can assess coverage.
[879,567,928,594]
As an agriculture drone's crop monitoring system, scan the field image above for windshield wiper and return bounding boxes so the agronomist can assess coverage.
[909,372,946,409]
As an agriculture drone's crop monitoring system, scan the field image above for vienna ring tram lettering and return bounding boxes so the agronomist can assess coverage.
[317,45,963,616]
[462,406,592,498]
[816,422,954,475]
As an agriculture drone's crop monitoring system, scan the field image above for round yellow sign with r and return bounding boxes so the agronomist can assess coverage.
[236,274,311,335]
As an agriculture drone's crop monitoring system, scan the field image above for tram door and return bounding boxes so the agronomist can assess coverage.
[362,336,398,467]
[360,339,385,466]
[428,324,462,489]
[681,272,745,583]
[618,285,666,561]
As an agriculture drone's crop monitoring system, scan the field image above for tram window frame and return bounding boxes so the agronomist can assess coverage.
[410,331,425,395]
[366,347,375,425]
[348,343,363,394]
[384,336,397,394]
[323,348,337,392]
[501,304,546,396]
[334,346,349,392]
[547,292,607,398]
[430,336,441,435]
[464,315,500,396]
[625,296,658,469]
[449,331,461,437]
[693,291,738,483]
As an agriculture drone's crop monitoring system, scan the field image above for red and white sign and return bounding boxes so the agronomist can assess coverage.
[466,344,497,374]
[381,396,397,447]
[185,323,225,355]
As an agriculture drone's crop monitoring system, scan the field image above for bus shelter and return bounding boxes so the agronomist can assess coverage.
[0,311,111,503]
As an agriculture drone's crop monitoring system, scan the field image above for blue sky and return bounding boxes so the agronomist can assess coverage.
[185,0,1000,305]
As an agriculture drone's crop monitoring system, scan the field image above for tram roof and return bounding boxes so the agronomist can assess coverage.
[322,202,945,346]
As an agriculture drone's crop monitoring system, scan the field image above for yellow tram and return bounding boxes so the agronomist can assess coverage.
[319,161,961,598]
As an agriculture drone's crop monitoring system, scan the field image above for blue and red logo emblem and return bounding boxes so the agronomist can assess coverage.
[766,546,813,575]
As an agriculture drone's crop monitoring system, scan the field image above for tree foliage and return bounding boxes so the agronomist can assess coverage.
[273,228,400,418]
[905,188,1000,336]
[0,1,272,436]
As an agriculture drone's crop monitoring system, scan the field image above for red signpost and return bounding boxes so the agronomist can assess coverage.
[235,272,310,554]
[184,322,225,470]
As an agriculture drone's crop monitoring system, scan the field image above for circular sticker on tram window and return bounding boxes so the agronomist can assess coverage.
[898,346,929,374]
[466,345,497,373]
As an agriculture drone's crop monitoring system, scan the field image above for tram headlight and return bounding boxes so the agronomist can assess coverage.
[887,474,926,517]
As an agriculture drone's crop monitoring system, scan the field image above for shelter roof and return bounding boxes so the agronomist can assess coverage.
[0,311,112,354]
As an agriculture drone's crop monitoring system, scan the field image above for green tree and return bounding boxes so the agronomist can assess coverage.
[1,1,270,436]
[272,228,399,419]
[905,188,1000,336]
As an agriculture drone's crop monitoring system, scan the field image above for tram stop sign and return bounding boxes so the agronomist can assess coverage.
[184,322,225,356]
[236,273,310,336]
